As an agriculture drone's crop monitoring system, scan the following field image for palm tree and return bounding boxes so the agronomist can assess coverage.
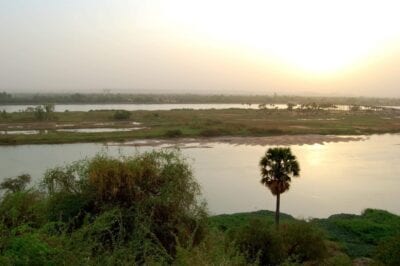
[260,147,300,228]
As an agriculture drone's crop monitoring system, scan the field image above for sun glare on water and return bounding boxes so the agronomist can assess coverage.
[161,0,400,76]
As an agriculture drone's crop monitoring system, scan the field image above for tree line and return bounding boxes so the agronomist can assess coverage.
[2,91,400,106]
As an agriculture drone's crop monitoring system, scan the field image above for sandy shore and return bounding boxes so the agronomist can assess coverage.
[111,135,366,148]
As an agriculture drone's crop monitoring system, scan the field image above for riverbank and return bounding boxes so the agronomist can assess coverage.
[1,108,400,145]
[112,135,366,147]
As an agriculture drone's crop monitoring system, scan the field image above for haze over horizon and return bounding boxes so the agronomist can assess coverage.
[1,0,400,97]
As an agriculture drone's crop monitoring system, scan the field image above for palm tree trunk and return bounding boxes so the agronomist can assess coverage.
[275,192,280,229]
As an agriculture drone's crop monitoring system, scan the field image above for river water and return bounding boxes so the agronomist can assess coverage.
[0,103,264,112]
[1,134,399,218]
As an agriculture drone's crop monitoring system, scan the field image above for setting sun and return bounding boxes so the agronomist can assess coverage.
[161,0,400,75]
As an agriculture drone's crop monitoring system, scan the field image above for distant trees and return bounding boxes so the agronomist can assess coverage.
[25,104,55,120]
[260,147,300,228]
[258,103,267,110]
[350,105,361,112]
[0,110,8,120]
[0,92,12,103]
[286,103,296,111]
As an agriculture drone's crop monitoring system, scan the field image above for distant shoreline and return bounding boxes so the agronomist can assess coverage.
[1,108,399,145]
[112,135,366,148]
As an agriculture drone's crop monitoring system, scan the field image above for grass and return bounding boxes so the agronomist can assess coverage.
[1,108,400,144]
[313,209,400,258]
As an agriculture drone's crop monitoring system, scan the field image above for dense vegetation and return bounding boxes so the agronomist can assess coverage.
[1,107,400,145]
[1,151,399,265]
[2,92,400,106]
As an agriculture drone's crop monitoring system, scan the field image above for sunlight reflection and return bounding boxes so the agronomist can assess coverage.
[301,144,326,166]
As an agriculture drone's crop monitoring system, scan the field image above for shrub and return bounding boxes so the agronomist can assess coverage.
[374,234,400,266]
[113,110,131,120]
[41,150,207,260]
[229,219,285,265]
[227,219,328,265]
[0,174,31,193]
[0,191,45,229]
[175,231,248,266]
[46,191,93,229]
[281,221,328,263]
[2,233,59,265]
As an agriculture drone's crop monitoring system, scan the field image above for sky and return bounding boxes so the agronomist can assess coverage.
[0,0,400,97]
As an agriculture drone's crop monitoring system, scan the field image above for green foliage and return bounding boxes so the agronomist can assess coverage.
[209,210,294,232]
[280,221,328,262]
[174,231,248,266]
[229,219,285,265]
[374,234,400,266]
[313,209,400,258]
[0,191,45,229]
[228,219,328,265]
[24,104,55,121]
[1,233,58,266]
[0,174,31,193]
[113,110,131,120]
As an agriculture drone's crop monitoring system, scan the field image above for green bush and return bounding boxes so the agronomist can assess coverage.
[0,174,31,193]
[2,233,58,266]
[175,231,248,266]
[0,191,45,229]
[281,221,328,263]
[41,150,207,261]
[113,110,131,120]
[227,219,328,265]
[374,234,400,266]
[228,219,284,265]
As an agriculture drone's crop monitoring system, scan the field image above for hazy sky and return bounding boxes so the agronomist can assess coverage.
[1,0,400,96]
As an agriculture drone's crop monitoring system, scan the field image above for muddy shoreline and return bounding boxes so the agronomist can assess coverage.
[110,135,367,148]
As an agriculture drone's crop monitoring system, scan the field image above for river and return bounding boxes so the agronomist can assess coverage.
[0,103,355,112]
[1,134,399,218]
[0,103,263,112]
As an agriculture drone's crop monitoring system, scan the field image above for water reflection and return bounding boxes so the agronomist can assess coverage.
[301,144,326,166]
[0,134,399,218]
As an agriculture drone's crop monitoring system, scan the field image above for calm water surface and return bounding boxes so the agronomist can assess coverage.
[1,134,399,218]
[0,103,385,112]
[0,103,263,112]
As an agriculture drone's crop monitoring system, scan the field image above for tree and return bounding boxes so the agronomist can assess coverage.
[286,103,296,111]
[0,174,31,193]
[259,147,300,229]
[43,103,55,114]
